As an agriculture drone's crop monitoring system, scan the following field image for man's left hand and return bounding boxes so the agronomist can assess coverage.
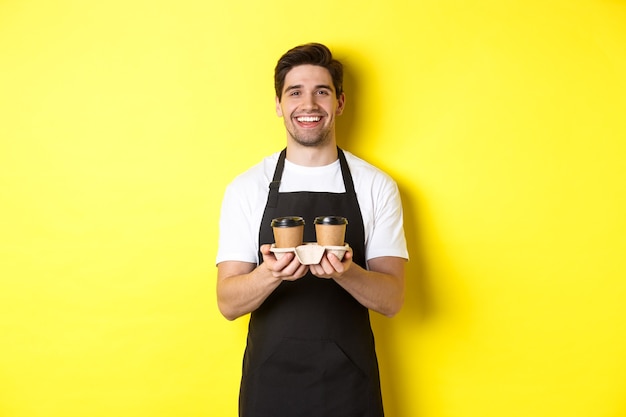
[309,247,353,279]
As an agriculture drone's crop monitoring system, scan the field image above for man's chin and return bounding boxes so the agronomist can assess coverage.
[297,140,325,147]
[291,133,331,148]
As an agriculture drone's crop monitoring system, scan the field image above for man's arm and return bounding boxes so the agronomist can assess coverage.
[309,251,405,317]
[216,244,309,321]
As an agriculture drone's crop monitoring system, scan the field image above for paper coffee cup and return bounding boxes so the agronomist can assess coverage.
[314,216,348,247]
[271,216,305,248]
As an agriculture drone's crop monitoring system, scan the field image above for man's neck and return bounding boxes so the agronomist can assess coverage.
[285,141,338,167]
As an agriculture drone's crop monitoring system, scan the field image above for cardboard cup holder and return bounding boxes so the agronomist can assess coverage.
[270,243,350,265]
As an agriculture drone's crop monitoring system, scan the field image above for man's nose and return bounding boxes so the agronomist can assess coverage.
[302,94,319,110]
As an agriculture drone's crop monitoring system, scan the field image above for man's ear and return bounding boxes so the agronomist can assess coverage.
[275,96,283,117]
[336,93,346,116]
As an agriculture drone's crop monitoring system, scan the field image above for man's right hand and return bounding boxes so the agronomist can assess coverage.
[260,244,309,281]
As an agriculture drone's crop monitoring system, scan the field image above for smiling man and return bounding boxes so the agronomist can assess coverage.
[216,43,409,417]
[277,64,343,149]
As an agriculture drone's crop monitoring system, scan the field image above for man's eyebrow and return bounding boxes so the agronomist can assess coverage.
[284,85,303,93]
[284,84,333,93]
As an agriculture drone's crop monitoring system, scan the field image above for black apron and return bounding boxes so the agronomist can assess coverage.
[239,148,384,417]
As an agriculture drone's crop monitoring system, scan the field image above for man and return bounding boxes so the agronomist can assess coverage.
[216,43,408,417]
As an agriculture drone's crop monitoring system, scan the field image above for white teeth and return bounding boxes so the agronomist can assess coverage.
[296,116,321,122]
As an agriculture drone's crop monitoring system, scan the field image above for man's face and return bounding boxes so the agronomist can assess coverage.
[276,64,345,148]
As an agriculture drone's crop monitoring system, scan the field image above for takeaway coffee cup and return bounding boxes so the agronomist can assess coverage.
[314,216,348,247]
[271,216,305,248]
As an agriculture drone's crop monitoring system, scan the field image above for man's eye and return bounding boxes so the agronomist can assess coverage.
[317,90,330,95]
[290,91,300,96]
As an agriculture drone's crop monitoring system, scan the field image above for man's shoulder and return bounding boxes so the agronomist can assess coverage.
[343,150,396,184]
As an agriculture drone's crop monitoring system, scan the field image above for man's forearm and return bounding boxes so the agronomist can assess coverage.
[217,247,311,320]
[217,262,282,321]
[333,259,405,317]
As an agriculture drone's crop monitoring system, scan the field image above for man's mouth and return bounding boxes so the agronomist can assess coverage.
[295,116,322,123]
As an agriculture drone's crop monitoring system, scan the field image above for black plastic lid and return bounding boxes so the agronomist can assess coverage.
[313,216,348,225]
[271,216,305,228]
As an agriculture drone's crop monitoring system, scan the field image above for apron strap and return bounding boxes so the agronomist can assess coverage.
[337,148,356,195]
[267,148,287,208]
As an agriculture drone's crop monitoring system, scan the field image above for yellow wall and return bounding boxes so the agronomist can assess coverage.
[2,1,625,416]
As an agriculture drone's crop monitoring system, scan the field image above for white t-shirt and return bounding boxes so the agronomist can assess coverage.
[216,150,408,265]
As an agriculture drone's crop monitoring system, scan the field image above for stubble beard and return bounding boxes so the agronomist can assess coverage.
[288,128,332,147]
[286,117,333,148]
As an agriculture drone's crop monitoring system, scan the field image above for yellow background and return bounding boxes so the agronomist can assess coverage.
[2,0,625,416]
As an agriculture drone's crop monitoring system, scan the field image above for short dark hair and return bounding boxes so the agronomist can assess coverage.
[274,43,343,101]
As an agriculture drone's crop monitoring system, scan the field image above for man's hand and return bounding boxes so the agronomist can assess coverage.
[309,247,353,279]
[260,244,309,281]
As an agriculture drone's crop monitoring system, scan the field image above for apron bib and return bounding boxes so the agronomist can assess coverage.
[239,148,384,417]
